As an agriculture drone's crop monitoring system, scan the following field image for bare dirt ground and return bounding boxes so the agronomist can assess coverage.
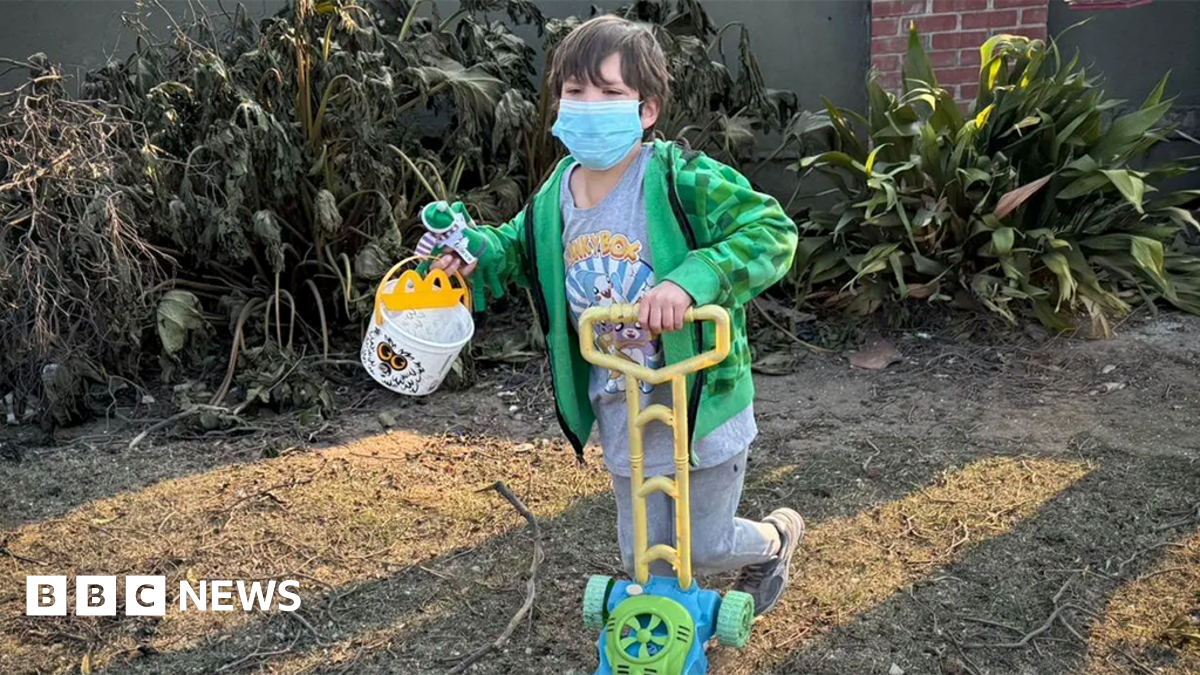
[1,311,1198,675]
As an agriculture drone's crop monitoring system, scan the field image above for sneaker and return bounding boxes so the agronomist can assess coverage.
[734,508,805,617]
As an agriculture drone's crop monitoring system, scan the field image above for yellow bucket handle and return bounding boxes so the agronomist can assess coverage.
[373,255,472,326]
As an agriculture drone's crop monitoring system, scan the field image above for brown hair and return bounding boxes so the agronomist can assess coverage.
[547,15,672,112]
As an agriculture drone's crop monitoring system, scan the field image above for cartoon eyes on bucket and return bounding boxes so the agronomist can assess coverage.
[377,343,409,372]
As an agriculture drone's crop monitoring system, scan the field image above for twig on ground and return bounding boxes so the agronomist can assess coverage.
[446,481,543,675]
[948,521,972,554]
[418,565,455,581]
[1058,613,1087,643]
[156,510,178,534]
[961,576,1088,649]
[287,610,327,646]
[1136,566,1190,582]
[219,480,301,514]
[322,583,370,623]
[333,648,366,675]
[1155,501,1200,532]
[214,634,299,673]
[0,547,49,566]
[128,408,202,449]
[289,571,336,592]
[946,634,985,675]
[1117,648,1160,675]
[862,440,881,474]
[128,403,255,450]
[751,299,830,353]
[213,468,323,531]
[963,606,1066,649]
[1114,541,1186,574]
[960,616,1025,634]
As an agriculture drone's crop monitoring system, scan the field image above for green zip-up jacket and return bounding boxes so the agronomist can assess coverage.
[470,140,797,461]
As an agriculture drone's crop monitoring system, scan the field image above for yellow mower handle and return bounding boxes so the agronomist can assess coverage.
[578,304,731,382]
[578,303,731,589]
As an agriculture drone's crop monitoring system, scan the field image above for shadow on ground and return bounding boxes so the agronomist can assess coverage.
[761,443,1200,675]
[2,314,1199,675]
[0,361,553,531]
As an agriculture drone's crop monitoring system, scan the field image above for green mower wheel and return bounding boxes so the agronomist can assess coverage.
[583,575,614,630]
[715,590,754,648]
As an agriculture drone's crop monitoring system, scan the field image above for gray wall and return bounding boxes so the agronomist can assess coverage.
[7,1,1193,120]
[4,1,1197,191]
[0,0,868,100]
[0,1,286,86]
[1049,0,1200,112]
[1049,0,1200,188]
[0,1,868,108]
[517,1,871,126]
[0,1,869,198]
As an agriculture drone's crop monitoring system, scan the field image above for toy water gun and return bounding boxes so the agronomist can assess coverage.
[417,201,484,266]
[415,201,488,310]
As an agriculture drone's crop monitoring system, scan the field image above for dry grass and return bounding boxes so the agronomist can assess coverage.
[710,456,1093,675]
[0,431,607,674]
[1083,529,1200,675]
[13,433,1194,675]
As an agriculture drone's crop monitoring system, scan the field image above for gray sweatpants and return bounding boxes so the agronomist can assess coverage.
[610,449,780,578]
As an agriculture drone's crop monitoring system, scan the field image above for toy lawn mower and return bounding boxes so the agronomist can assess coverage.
[578,304,754,675]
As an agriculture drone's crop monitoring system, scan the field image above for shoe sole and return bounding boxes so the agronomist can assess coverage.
[757,508,805,616]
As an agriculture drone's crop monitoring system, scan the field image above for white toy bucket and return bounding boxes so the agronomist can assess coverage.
[361,258,475,396]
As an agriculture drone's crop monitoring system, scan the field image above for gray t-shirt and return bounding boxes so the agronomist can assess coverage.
[561,146,757,478]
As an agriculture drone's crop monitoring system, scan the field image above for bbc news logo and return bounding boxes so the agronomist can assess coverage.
[26,576,302,616]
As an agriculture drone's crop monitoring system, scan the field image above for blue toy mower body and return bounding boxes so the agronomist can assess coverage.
[584,575,753,675]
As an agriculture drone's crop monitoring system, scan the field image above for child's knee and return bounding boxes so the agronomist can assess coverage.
[690,535,735,572]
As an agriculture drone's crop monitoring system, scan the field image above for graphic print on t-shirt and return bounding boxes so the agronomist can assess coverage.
[565,230,663,394]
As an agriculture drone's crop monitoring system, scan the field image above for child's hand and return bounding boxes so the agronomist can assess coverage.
[639,281,694,334]
[431,252,477,277]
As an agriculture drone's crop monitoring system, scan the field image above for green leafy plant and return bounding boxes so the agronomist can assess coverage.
[788,26,1200,336]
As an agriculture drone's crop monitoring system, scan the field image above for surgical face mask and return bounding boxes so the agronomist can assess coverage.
[551,99,644,171]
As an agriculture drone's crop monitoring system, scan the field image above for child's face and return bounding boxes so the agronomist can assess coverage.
[560,52,659,130]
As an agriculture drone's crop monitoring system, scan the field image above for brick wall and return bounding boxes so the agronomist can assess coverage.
[871,0,1049,101]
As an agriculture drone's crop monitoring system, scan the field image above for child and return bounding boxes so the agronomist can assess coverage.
[432,15,804,616]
